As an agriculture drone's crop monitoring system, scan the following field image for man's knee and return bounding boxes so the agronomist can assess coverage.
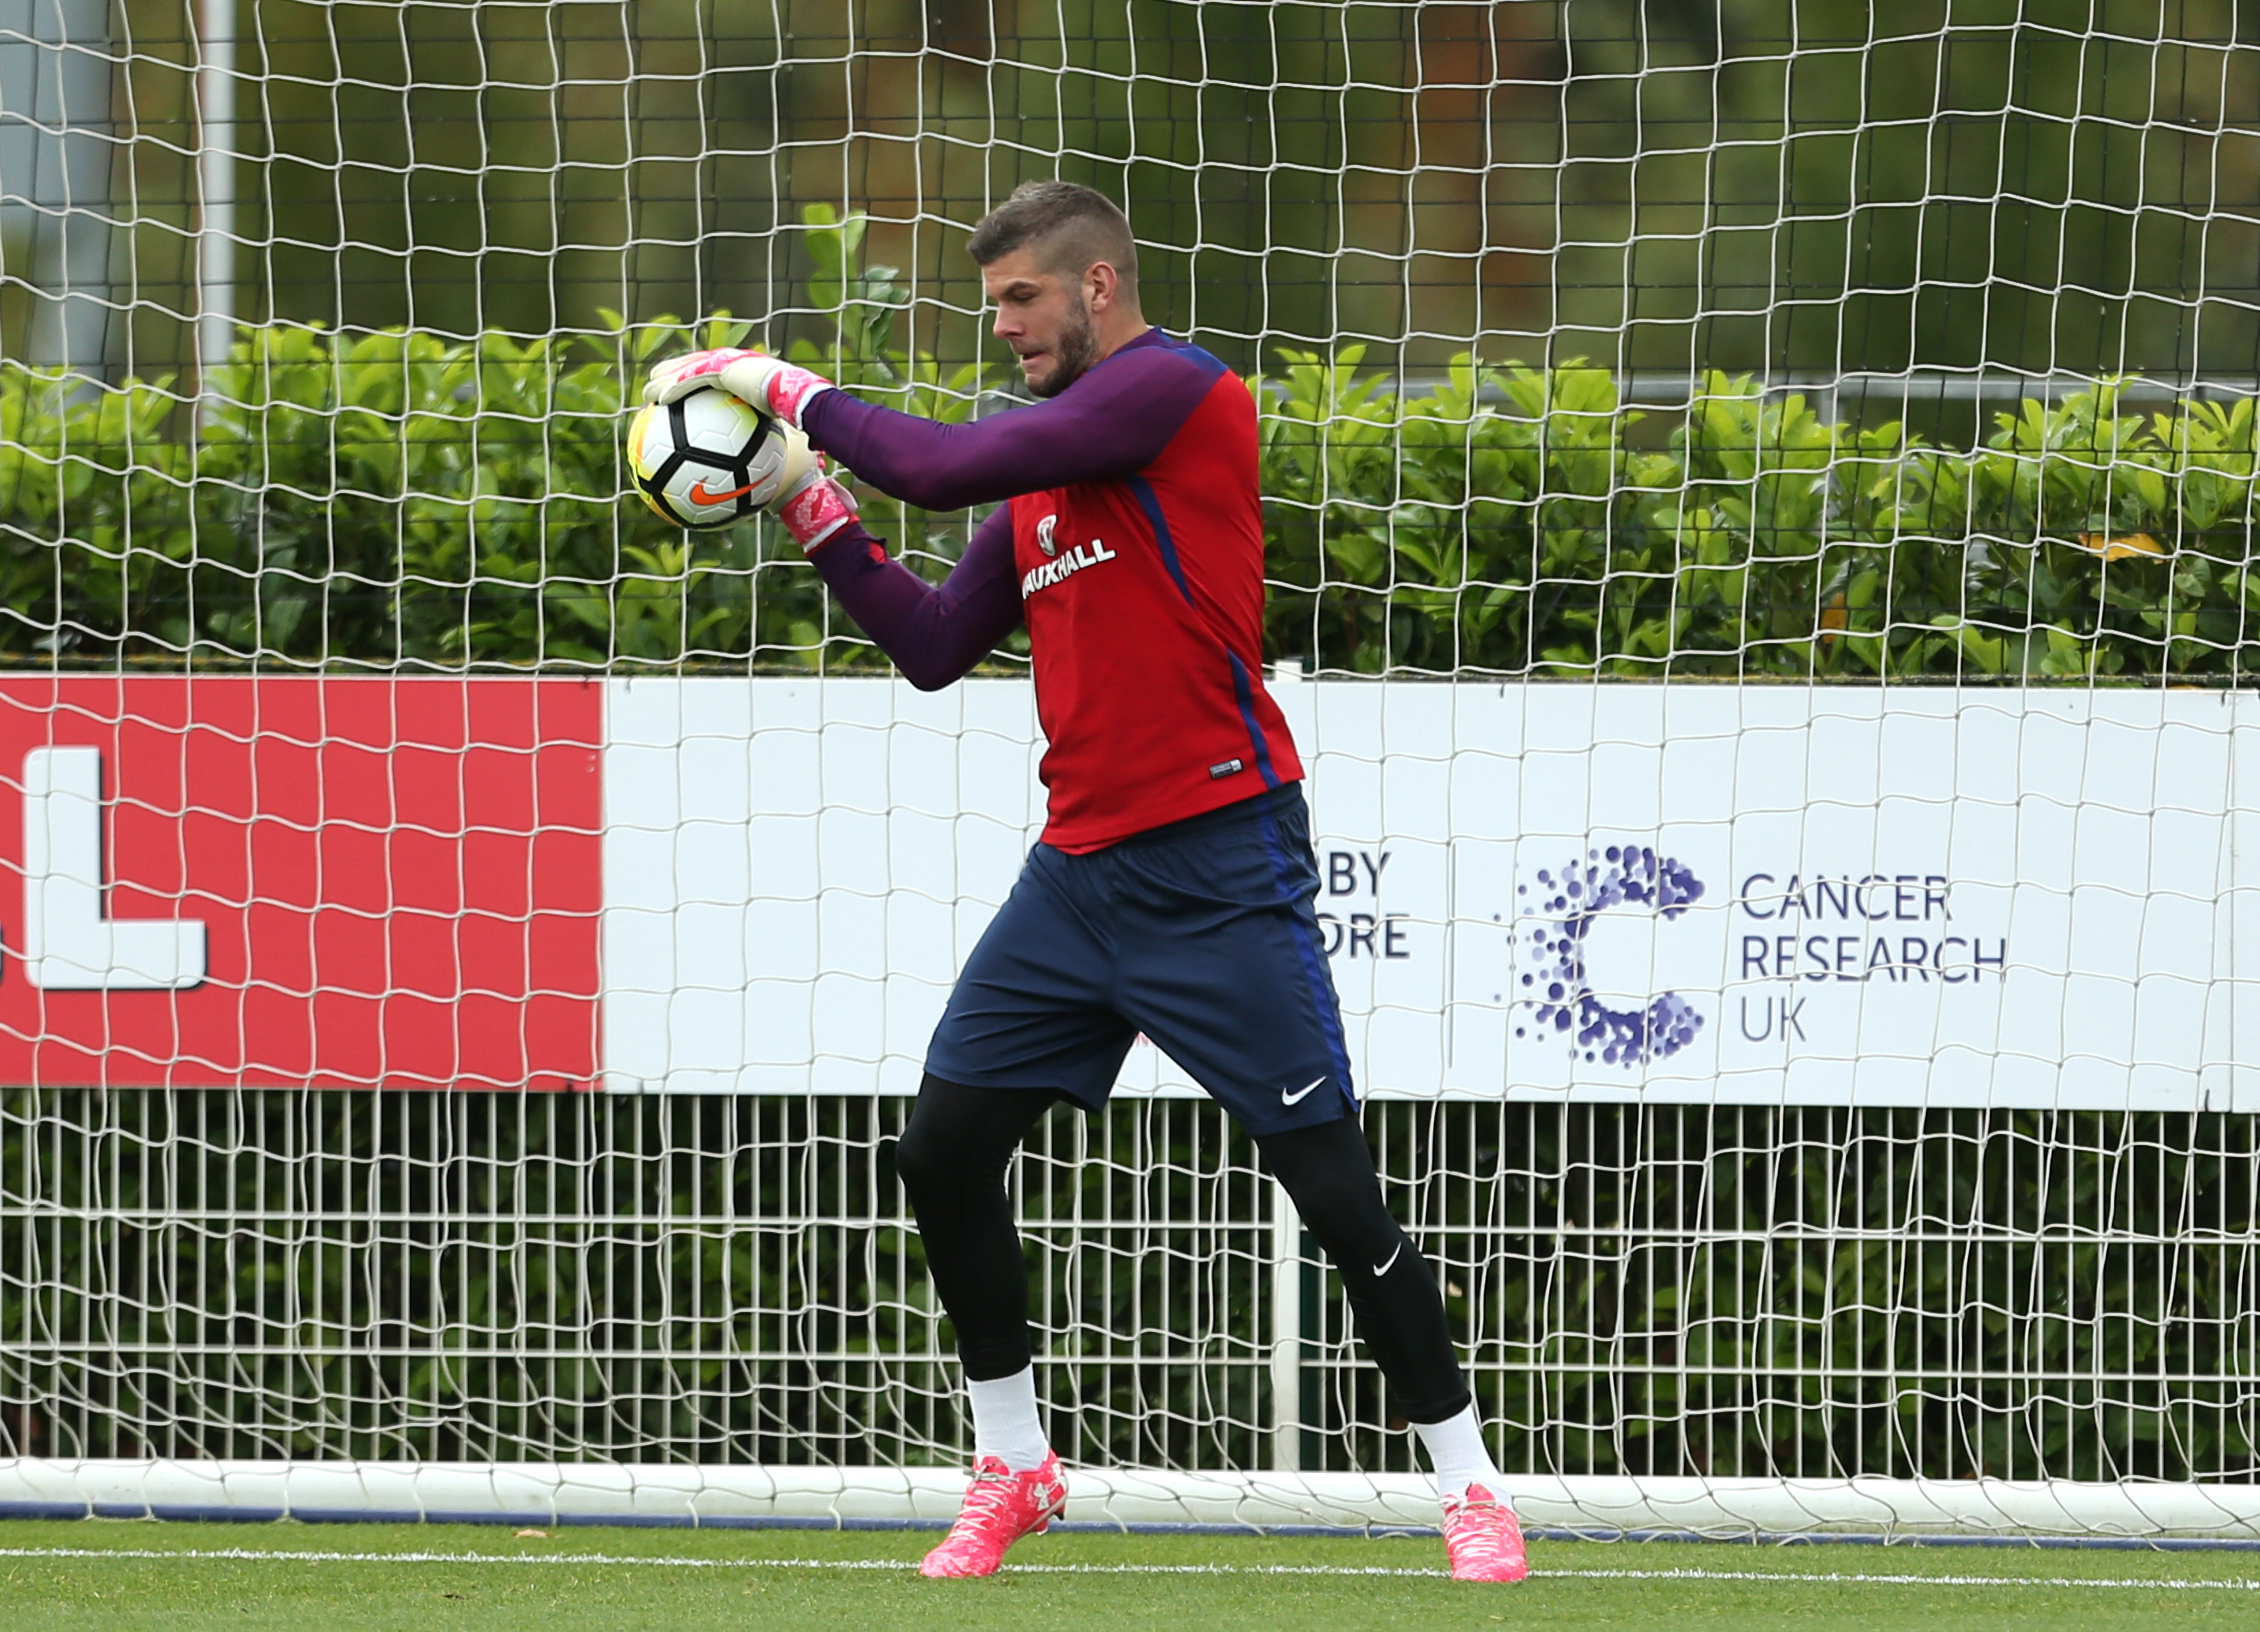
[1262,1117,1404,1260]
[895,1073,1049,1202]
[893,1075,970,1199]
[892,1120,944,1201]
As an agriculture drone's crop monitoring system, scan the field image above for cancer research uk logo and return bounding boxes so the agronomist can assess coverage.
[1515,846,1706,1067]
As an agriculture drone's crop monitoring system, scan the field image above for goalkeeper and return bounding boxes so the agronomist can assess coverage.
[645,180,1524,1584]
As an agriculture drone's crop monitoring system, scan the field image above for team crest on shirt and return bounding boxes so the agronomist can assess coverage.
[1021,516,1119,599]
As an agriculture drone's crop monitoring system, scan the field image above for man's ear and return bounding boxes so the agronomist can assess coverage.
[1085,260,1119,314]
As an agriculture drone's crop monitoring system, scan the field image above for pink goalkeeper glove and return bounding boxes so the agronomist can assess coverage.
[643,347,834,428]
[773,457,860,554]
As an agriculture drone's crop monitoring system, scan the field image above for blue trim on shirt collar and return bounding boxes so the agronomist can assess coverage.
[1100,327,1227,383]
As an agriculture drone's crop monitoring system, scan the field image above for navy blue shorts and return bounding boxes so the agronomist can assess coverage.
[925,784,1358,1137]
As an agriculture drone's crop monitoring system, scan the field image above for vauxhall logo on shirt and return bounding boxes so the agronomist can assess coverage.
[1022,512,1118,599]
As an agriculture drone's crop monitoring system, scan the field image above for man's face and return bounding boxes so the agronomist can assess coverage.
[982,248,1101,399]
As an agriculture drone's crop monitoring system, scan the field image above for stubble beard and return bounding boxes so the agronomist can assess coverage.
[1029,297,1101,398]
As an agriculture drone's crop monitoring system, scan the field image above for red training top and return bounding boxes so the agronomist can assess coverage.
[800,329,1302,852]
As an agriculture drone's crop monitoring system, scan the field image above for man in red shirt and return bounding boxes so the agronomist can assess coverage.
[646,181,1525,1583]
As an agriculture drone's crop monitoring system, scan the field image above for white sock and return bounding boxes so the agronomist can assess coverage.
[966,1366,1052,1472]
[1412,1404,1500,1501]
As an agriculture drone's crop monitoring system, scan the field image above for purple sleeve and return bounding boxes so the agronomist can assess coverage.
[800,340,1225,511]
[807,506,1023,691]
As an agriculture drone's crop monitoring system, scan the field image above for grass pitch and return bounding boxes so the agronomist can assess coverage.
[0,1518,2255,1632]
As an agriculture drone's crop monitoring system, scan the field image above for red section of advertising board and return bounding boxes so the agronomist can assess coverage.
[0,678,602,1088]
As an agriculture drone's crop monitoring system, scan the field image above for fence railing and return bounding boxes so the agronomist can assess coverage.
[6,1089,2255,1485]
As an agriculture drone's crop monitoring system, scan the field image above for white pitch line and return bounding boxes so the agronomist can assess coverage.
[0,1546,2256,1589]
[1546,1566,2260,1591]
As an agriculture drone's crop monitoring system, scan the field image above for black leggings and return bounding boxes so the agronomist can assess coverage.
[891,1074,1471,1425]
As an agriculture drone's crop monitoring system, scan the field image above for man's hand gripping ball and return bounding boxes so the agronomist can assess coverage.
[642,347,855,552]
[643,347,834,428]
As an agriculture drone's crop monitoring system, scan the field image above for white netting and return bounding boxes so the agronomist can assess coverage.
[1,3,2259,1535]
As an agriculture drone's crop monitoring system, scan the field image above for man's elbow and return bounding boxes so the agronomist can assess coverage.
[896,653,967,692]
[903,667,956,693]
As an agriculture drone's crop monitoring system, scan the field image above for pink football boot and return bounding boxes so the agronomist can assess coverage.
[1441,1483,1529,1582]
[919,1452,1069,1578]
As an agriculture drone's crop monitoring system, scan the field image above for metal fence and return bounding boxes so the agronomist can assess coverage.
[5,1088,2255,1485]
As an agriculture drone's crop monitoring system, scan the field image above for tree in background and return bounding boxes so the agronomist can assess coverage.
[29,2,2251,421]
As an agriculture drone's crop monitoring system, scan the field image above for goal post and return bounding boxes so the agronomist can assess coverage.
[3,3,2260,1540]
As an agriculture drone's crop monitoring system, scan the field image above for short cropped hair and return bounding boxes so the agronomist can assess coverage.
[967,180,1140,289]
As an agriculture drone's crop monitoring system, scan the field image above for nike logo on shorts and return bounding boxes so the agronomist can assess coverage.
[1374,1244,1402,1277]
[1281,1076,1325,1106]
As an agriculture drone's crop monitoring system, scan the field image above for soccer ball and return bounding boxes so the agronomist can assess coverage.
[624,385,806,529]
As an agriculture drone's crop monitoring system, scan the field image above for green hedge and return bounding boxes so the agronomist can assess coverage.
[1262,356,2259,680]
[3,210,2255,680]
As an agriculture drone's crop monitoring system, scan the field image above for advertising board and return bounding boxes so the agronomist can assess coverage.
[603,678,2258,1109]
[0,675,2245,1106]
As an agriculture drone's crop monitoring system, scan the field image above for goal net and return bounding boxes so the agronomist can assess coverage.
[2,1,2258,1539]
